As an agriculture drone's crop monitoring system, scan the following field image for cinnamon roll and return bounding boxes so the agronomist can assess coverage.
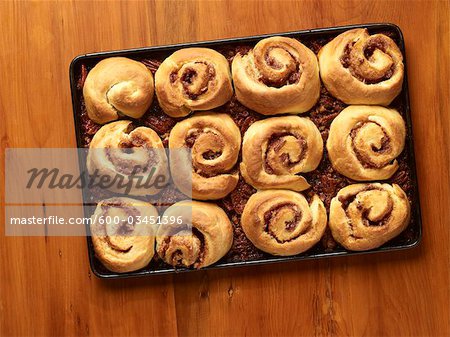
[327,105,406,181]
[155,48,233,117]
[232,36,320,115]
[318,29,404,105]
[83,57,154,124]
[240,116,323,191]
[329,183,410,251]
[90,197,157,273]
[169,113,241,200]
[241,190,327,256]
[87,120,169,196]
[156,200,233,268]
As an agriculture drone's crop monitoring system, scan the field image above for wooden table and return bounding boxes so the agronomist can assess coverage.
[1,1,449,336]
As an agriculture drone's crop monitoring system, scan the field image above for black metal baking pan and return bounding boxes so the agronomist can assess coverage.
[69,23,422,279]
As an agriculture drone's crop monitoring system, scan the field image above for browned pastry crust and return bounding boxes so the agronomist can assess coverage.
[83,57,154,124]
[327,105,406,181]
[90,197,157,273]
[318,28,404,105]
[156,200,233,268]
[168,113,241,200]
[241,190,327,256]
[240,116,323,191]
[232,36,320,115]
[87,120,169,196]
[155,48,233,117]
[329,183,410,251]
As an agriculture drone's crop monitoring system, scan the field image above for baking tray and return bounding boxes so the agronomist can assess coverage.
[69,23,422,279]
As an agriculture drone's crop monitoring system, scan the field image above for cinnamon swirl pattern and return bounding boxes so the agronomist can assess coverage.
[241,190,327,256]
[318,29,404,105]
[241,116,323,191]
[87,120,169,196]
[329,183,410,251]
[155,48,233,117]
[232,36,320,115]
[327,105,406,181]
[90,197,157,273]
[83,57,154,124]
[156,200,233,269]
[169,113,241,200]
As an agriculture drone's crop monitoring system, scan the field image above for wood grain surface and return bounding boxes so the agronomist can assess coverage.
[0,1,449,336]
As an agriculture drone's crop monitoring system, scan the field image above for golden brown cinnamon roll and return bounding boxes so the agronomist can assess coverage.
[327,105,406,181]
[90,197,157,273]
[232,36,320,115]
[87,120,169,196]
[83,57,154,124]
[156,200,233,269]
[240,116,323,191]
[329,183,410,251]
[241,190,327,256]
[318,29,404,105]
[155,48,233,117]
[169,113,241,200]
